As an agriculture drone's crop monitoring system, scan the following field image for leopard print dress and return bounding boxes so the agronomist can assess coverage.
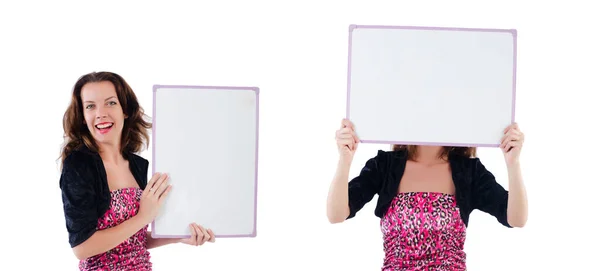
[380,192,467,271]
[79,187,151,271]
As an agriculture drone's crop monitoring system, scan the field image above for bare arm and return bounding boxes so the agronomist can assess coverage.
[72,173,171,260]
[147,223,215,249]
[146,232,180,249]
[501,123,528,227]
[327,119,381,223]
[72,215,147,260]
[327,158,352,223]
[328,119,360,223]
[506,162,528,227]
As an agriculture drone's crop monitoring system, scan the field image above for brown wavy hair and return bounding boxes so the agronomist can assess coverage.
[392,145,476,160]
[60,71,151,165]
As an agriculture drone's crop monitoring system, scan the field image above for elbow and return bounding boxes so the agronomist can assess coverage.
[72,243,93,261]
[73,248,87,261]
[510,220,527,228]
[508,216,528,228]
[326,208,348,224]
[327,215,345,224]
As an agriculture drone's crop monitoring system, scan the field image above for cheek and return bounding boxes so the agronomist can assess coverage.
[83,113,98,131]
[82,113,93,126]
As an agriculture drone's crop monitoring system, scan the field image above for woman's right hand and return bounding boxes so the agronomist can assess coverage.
[138,172,172,224]
[335,119,360,161]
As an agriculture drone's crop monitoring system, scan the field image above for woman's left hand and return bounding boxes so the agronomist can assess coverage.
[179,223,215,246]
[500,123,524,165]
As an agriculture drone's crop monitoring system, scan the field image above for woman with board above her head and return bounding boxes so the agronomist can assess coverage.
[59,71,215,271]
[326,119,528,270]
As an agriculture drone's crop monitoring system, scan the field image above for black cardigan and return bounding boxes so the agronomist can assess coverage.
[347,149,512,228]
[59,146,149,248]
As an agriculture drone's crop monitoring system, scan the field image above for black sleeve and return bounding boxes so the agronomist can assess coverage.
[347,151,385,219]
[471,158,512,228]
[59,156,99,248]
[134,155,149,190]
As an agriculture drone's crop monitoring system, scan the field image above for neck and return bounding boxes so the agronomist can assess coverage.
[414,145,444,163]
[98,143,124,165]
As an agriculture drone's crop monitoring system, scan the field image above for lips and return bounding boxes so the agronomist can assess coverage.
[95,122,114,129]
[95,122,114,134]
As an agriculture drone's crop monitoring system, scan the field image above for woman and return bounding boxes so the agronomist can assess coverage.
[59,71,215,271]
[327,119,528,270]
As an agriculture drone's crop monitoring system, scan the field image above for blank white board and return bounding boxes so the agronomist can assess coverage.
[151,85,258,238]
[346,24,517,147]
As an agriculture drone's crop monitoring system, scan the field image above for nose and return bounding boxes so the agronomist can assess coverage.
[96,106,108,119]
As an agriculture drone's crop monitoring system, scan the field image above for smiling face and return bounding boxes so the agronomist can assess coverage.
[81,81,127,148]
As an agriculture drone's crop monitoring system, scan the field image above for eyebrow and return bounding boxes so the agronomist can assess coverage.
[84,96,117,103]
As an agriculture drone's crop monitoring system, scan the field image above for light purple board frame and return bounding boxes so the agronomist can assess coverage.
[151,84,259,239]
[346,24,517,147]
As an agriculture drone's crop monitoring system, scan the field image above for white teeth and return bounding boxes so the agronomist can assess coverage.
[96,123,113,129]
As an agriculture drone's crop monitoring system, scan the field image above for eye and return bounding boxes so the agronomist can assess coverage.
[108,101,118,106]
[85,104,94,109]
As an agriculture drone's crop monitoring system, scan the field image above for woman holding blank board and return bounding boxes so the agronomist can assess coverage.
[58,72,215,271]
[327,119,528,270]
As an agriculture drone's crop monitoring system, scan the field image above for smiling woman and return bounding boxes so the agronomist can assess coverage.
[58,72,215,271]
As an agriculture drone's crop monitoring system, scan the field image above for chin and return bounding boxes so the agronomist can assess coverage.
[91,132,120,146]
[90,123,122,147]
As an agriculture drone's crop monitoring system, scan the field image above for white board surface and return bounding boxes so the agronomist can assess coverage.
[346,25,517,147]
[151,85,258,238]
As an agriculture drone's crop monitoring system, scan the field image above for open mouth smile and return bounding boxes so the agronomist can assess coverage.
[95,122,114,134]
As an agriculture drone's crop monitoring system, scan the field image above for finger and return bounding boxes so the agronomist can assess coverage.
[157,185,172,205]
[341,118,350,128]
[347,120,355,130]
[502,133,520,149]
[500,135,510,149]
[504,141,513,152]
[504,122,518,134]
[207,229,216,243]
[194,224,204,246]
[338,138,356,146]
[340,127,353,134]
[153,174,170,197]
[149,173,166,195]
[342,119,356,130]
[335,128,352,139]
[156,175,171,196]
[189,224,198,246]
[336,133,354,139]
[502,127,521,142]
[144,173,161,196]
[505,141,518,152]
[513,129,523,138]
[338,139,355,148]
[198,224,210,244]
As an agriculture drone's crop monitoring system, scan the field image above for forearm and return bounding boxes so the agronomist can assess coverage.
[506,162,528,227]
[146,232,180,249]
[73,215,148,260]
[327,158,352,223]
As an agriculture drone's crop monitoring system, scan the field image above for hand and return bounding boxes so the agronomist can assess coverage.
[500,123,524,165]
[138,173,172,224]
[335,118,360,160]
[179,223,215,246]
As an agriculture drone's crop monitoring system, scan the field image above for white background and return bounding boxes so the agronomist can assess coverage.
[0,0,598,270]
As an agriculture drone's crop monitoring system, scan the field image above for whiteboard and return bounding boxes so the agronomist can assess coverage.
[346,25,517,147]
[151,85,259,238]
